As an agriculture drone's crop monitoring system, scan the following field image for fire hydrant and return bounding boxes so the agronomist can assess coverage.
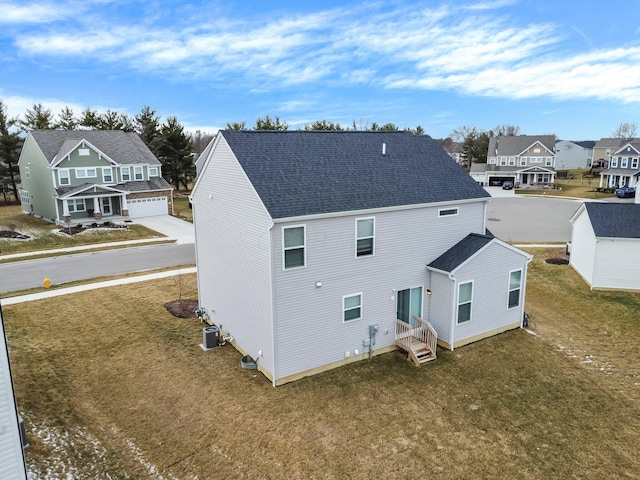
[43,277,51,289]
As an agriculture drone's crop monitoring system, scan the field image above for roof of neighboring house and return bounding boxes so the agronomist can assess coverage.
[426,233,494,273]
[613,141,640,155]
[583,203,640,238]
[469,164,555,174]
[594,137,633,149]
[556,140,596,149]
[600,168,640,176]
[220,130,490,219]
[488,135,556,157]
[29,130,161,166]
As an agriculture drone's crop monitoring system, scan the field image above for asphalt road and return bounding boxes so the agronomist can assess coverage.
[0,242,195,294]
[485,196,583,243]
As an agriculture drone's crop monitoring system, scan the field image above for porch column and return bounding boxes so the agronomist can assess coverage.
[93,197,101,219]
[599,174,603,188]
[62,199,71,223]
[121,195,129,219]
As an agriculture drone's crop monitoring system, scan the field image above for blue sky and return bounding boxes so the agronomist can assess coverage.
[1,0,639,140]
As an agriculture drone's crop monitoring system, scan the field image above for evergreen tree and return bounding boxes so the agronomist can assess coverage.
[98,110,134,131]
[135,106,161,154]
[158,116,194,190]
[19,103,54,131]
[226,121,246,130]
[79,107,101,129]
[56,106,78,130]
[0,101,23,200]
[303,120,343,130]
[254,115,289,130]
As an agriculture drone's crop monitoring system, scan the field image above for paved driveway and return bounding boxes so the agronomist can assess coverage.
[486,196,583,243]
[483,186,515,198]
[132,215,194,244]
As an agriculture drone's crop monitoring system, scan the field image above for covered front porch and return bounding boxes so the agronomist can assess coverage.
[56,184,130,226]
[515,166,556,187]
[598,169,640,188]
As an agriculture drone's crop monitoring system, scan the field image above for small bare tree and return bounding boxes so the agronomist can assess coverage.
[612,122,638,139]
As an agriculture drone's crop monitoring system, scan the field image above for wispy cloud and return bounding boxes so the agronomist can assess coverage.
[7,0,640,105]
[0,1,85,24]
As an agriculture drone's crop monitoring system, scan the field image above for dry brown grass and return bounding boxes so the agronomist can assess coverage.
[0,205,164,255]
[4,255,640,478]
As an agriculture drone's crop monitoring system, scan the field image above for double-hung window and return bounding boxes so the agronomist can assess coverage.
[121,167,131,182]
[632,158,639,169]
[343,293,362,322]
[508,270,522,308]
[134,166,144,181]
[283,226,305,269]
[520,157,527,166]
[356,218,374,257]
[59,169,70,185]
[102,167,113,183]
[611,157,618,168]
[457,281,473,323]
[75,168,96,178]
[622,157,628,168]
[67,199,85,212]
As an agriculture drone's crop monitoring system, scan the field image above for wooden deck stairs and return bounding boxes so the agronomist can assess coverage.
[395,316,437,366]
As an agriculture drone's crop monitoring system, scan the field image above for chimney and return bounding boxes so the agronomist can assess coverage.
[382,143,386,156]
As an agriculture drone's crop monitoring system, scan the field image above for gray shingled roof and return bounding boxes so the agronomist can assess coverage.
[594,138,631,149]
[488,135,556,157]
[584,203,640,238]
[30,130,161,166]
[427,233,494,273]
[220,130,490,219]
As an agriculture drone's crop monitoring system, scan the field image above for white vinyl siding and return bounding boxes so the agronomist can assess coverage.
[192,135,275,379]
[356,217,374,257]
[592,239,640,290]
[283,226,305,269]
[272,201,487,379]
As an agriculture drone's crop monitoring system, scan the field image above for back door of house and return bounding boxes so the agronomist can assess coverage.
[397,286,423,327]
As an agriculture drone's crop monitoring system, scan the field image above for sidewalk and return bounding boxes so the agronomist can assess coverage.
[1,237,174,261]
[1,267,197,305]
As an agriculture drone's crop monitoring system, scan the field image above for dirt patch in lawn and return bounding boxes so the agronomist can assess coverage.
[163,299,198,318]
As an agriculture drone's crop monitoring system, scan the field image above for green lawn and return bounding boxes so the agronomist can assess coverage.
[4,248,640,478]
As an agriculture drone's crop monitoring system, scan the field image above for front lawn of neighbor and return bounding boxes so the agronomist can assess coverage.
[0,205,165,256]
[4,249,640,478]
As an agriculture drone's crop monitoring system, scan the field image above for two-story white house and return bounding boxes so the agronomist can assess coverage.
[470,135,557,187]
[192,131,532,386]
[598,139,640,189]
[18,130,173,224]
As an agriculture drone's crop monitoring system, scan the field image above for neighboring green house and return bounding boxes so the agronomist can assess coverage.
[18,130,173,224]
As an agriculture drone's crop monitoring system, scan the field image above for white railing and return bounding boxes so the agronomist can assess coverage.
[395,316,437,360]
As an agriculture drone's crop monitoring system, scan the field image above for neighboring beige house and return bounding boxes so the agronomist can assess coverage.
[471,135,557,187]
[597,139,640,188]
[18,130,173,225]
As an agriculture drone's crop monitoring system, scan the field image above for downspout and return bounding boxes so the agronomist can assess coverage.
[448,273,456,351]
[520,255,533,328]
[591,238,600,290]
[269,223,277,387]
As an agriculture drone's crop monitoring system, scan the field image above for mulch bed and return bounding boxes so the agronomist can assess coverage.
[59,223,128,235]
[0,230,31,240]
[545,258,569,265]
[164,299,199,318]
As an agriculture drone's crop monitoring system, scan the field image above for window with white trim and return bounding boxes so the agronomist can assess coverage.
[59,169,69,185]
[78,148,90,156]
[520,157,527,166]
[632,158,639,169]
[283,225,305,269]
[149,166,159,177]
[508,270,522,308]
[488,158,496,164]
[457,281,473,323]
[545,157,553,166]
[75,168,96,178]
[343,293,362,322]
[439,207,458,217]
[67,199,86,212]
[356,217,374,257]
[508,156,515,166]
[102,167,113,183]
[611,157,618,168]
[134,166,143,181]
[622,157,628,168]
[121,167,130,182]
[20,190,29,205]
[500,157,507,166]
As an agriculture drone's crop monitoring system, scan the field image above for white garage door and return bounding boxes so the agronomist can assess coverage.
[127,197,168,218]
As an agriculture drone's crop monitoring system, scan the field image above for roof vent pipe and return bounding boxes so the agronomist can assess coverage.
[382,143,386,156]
